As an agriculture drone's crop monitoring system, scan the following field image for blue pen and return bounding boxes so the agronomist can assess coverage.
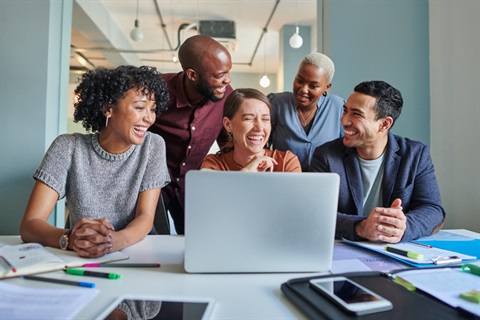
[23,275,95,288]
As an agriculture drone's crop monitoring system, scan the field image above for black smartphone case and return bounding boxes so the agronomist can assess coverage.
[281,271,476,320]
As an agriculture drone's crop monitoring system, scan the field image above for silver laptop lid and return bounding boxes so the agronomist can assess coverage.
[184,170,339,273]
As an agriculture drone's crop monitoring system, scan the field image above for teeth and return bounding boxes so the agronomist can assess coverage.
[134,126,146,132]
[247,136,263,141]
[344,130,356,135]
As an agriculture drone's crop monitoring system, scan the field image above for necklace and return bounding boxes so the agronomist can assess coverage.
[297,107,317,127]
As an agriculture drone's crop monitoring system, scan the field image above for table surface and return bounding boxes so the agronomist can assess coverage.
[1,229,478,319]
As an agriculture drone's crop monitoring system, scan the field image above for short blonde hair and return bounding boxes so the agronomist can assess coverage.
[299,52,335,82]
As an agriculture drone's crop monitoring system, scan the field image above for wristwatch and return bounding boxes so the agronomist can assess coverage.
[59,229,72,250]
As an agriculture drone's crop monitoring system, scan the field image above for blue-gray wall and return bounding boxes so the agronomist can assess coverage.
[327,0,430,144]
[0,0,72,234]
[280,25,312,93]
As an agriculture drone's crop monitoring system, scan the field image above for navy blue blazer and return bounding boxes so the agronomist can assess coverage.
[310,132,445,241]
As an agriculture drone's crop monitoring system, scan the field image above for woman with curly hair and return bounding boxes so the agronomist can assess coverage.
[20,65,170,258]
[201,88,301,172]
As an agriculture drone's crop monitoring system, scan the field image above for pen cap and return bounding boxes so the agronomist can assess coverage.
[462,263,480,276]
[407,251,424,260]
[79,282,96,288]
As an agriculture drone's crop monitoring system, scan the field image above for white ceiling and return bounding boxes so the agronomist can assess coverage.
[70,0,317,75]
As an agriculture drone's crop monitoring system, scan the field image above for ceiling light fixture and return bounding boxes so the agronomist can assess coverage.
[259,30,270,88]
[130,0,144,42]
[289,0,303,49]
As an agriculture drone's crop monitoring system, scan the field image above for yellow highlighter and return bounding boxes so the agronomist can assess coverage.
[393,276,416,291]
[384,246,424,260]
[460,290,480,303]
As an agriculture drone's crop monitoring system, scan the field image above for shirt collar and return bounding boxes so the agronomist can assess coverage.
[173,72,216,110]
[174,72,190,109]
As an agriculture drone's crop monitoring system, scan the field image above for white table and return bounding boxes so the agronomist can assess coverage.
[1,235,322,319]
[1,229,477,319]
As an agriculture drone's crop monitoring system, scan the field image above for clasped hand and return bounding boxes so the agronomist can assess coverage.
[356,198,407,243]
[70,218,114,258]
[241,155,278,172]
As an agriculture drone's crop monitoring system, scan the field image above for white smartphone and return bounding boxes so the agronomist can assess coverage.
[309,277,393,316]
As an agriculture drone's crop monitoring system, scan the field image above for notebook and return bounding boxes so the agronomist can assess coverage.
[184,170,340,273]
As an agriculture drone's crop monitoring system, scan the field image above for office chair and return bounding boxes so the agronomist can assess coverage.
[153,193,170,234]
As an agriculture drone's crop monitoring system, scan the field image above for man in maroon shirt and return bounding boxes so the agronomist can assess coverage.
[149,35,233,234]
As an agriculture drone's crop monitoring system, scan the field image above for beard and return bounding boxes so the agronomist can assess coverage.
[195,75,223,102]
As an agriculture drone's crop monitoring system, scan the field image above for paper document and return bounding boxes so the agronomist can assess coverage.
[0,281,99,320]
[342,239,476,267]
[395,268,480,316]
[331,242,406,274]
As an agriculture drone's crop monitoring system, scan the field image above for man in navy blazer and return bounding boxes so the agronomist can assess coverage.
[309,81,445,243]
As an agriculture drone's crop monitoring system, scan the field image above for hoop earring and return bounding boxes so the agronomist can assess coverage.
[323,91,328,97]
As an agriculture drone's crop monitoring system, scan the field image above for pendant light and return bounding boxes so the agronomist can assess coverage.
[130,0,144,42]
[259,31,270,88]
[289,0,303,49]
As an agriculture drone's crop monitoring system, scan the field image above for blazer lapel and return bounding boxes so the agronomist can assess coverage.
[344,148,364,215]
[383,133,400,206]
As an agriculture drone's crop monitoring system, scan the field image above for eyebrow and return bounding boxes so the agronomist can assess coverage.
[241,113,270,117]
[344,105,365,114]
[297,75,320,84]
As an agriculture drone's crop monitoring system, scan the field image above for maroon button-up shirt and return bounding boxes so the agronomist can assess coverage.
[149,72,233,232]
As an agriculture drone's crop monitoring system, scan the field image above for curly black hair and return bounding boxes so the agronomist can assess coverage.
[73,65,169,132]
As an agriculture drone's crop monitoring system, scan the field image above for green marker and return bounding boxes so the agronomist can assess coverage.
[384,246,424,260]
[65,268,121,279]
[462,263,480,276]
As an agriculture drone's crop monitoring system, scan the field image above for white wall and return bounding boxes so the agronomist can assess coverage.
[430,1,480,231]
[230,72,277,96]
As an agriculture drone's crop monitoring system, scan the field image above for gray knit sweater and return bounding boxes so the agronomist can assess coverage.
[34,132,170,230]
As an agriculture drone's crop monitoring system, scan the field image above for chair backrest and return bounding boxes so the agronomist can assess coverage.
[153,193,170,234]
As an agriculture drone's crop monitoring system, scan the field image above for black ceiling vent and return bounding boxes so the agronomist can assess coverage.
[199,20,236,39]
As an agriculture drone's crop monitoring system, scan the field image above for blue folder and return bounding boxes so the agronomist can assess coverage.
[414,238,480,258]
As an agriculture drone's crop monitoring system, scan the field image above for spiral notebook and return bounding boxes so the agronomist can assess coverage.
[0,243,128,278]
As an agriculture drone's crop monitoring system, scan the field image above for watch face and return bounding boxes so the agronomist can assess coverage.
[60,235,68,250]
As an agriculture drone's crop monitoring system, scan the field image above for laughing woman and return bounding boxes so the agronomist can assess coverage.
[20,65,170,258]
[201,88,301,172]
[268,52,344,171]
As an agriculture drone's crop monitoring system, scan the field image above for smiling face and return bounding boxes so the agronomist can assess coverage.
[341,92,392,159]
[102,88,157,153]
[195,50,232,102]
[223,98,271,158]
[293,63,332,109]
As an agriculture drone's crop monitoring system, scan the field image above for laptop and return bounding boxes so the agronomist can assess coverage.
[184,170,340,273]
